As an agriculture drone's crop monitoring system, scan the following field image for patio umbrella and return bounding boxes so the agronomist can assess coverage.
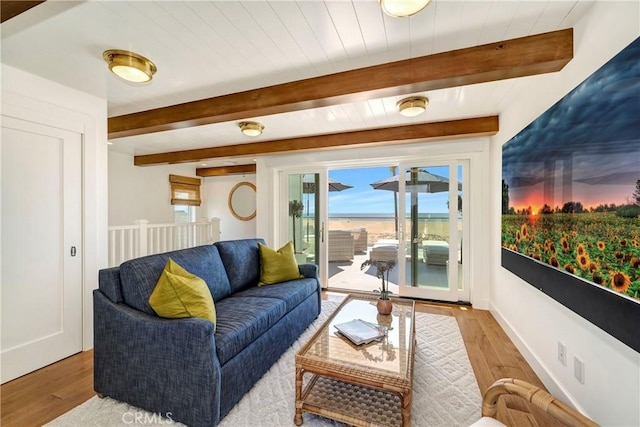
[369,169,461,193]
[369,168,461,286]
[301,175,353,243]
[302,176,353,193]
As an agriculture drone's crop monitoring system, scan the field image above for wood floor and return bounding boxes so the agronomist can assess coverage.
[1,291,562,427]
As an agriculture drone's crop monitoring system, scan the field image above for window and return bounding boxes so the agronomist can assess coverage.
[169,174,201,206]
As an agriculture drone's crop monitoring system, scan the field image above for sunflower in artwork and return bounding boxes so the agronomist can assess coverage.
[588,261,598,273]
[549,256,559,268]
[576,252,590,270]
[620,239,628,248]
[560,236,570,252]
[592,273,604,285]
[630,257,640,269]
[597,241,606,251]
[576,243,586,256]
[609,271,631,294]
[564,263,575,274]
[632,239,639,248]
[520,224,528,240]
[515,231,521,242]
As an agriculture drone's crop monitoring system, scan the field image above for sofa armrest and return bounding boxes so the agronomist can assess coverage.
[298,263,318,279]
[93,290,221,427]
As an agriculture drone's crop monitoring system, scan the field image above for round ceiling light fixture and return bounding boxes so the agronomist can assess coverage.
[239,121,264,137]
[379,0,432,17]
[397,96,429,117]
[103,49,157,83]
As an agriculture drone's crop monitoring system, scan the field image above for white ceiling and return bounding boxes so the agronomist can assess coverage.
[1,0,594,167]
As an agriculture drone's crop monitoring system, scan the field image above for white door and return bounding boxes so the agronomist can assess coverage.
[1,116,83,383]
[397,160,469,302]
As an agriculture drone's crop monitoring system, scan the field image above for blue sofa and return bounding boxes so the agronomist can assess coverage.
[94,238,321,427]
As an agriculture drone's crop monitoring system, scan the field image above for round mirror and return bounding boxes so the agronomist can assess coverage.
[228,182,256,221]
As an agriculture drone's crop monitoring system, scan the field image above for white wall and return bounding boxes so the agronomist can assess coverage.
[1,64,108,350]
[489,2,640,425]
[108,151,203,226]
[203,175,257,241]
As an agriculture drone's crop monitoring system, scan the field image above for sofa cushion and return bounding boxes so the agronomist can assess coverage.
[231,278,317,312]
[120,245,231,315]
[257,241,303,286]
[215,238,265,294]
[149,258,217,328]
[213,296,286,365]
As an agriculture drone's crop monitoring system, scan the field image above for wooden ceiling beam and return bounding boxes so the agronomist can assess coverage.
[110,29,571,139]
[1,1,46,23]
[196,164,257,177]
[134,116,498,166]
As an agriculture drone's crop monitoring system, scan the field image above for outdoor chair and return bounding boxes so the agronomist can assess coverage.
[351,227,368,254]
[328,230,354,262]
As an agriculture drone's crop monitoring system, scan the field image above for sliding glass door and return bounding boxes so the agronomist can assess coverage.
[397,161,468,302]
[286,170,327,286]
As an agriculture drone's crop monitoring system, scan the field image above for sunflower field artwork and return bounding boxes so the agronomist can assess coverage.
[501,36,640,303]
[502,214,640,300]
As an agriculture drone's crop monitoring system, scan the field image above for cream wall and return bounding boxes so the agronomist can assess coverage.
[108,151,203,226]
[202,175,257,241]
[1,64,108,350]
[489,2,640,425]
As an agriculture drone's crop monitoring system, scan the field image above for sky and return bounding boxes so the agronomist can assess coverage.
[502,36,640,212]
[322,165,456,215]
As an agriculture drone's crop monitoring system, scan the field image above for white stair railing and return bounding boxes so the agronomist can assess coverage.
[108,218,221,267]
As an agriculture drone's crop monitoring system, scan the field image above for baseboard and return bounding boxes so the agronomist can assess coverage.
[488,301,591,417]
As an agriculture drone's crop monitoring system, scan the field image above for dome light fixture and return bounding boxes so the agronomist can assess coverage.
[397,96,429,117]
[239,121,264,137]
[379,0,432,17]
[103,49,157,83]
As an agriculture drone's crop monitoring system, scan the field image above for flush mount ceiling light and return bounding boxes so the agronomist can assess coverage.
[238,121,264,137]
[397,96,429,117]
[379,0,432,17]
[103,49,157,83]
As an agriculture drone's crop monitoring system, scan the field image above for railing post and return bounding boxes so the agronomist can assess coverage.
[210,217,221,243]
[136,219,149,257]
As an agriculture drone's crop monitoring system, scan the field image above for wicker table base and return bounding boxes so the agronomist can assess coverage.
[294,295,416,427]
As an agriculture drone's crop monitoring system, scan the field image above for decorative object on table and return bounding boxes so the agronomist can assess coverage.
[334,319,386,345]
[360,258,396,315]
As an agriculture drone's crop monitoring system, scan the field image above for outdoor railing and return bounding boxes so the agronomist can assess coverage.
[108,218,220,267]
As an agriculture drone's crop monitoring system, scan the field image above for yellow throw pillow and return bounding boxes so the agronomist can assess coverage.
[258,241,303,286]
[149,258,216,330]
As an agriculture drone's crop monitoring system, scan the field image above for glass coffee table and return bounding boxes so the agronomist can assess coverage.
[294,294,416,426]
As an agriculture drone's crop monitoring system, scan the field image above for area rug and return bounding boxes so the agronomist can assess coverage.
[47,300,481,426]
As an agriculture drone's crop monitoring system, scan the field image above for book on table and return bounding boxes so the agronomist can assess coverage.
[333,319,387,345]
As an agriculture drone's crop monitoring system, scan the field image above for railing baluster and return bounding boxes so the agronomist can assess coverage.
[109,219,221,265]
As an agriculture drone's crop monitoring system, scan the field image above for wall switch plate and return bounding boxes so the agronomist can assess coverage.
[558,342,566,366]
[574,356,585,384]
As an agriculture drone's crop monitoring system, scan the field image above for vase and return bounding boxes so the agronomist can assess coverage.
[376,298,393,315]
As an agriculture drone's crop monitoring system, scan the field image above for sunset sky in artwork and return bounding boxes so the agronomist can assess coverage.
[502,37,640,213]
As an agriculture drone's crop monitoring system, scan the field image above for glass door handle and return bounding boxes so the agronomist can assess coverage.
[320,222,325,243]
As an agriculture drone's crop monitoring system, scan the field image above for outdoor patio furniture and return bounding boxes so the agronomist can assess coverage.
[370,239,398,263]
[422,240,449,265]
[351,228,368,254]
[328,230,354,262]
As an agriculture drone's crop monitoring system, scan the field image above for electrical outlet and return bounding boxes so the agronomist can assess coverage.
[557,342,566,366]
[574,356,585,384]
